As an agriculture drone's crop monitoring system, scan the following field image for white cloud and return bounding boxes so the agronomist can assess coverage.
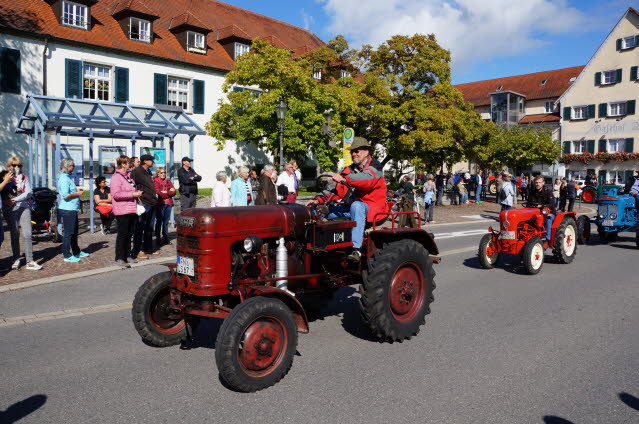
[319,0,588,72]
[300,8,315,30]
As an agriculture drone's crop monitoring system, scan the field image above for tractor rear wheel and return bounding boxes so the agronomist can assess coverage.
[488,181,498,195]
[522,237,545,275]
[360,239,435,342]
[478,233,499,269]
[132,271,187,347]
[576,215,590,245]
[215,297,297,392]
[553,218,578,264]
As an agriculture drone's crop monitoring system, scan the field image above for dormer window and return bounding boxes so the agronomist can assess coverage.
[340,70,351,79]
[234,42,250,59]
[62,1,88,29]
[130,17,151,43]
[540,79,547,86]
[187,31,206,53]
[496,85,502,91]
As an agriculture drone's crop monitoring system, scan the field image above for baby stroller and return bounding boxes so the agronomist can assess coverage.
[31,187,60,242]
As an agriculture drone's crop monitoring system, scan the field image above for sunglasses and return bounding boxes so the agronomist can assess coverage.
[11,164,23,168]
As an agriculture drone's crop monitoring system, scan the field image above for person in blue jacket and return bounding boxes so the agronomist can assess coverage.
[230,166,252,206]
[57,158,89,263]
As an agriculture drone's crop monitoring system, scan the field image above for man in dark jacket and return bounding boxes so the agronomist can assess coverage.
[177,157,202,210]
[526,175,556,240]
[566,177,578,212]
[130,154,158,259]
[435,171,445,206]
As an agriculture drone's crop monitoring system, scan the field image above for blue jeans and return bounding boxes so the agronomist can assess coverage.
[545,214,555,240]
[501,204,512,212]
[153,204,172,244]
[133,204,154,255]
[475,185,482,202]
[326,200,368,249]
[59,209,80,259]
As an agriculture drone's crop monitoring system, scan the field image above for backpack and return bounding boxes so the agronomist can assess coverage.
[499,187,508,201]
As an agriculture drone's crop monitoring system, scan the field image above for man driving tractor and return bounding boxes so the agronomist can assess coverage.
[526,175,556,240]
[307,137,387,261]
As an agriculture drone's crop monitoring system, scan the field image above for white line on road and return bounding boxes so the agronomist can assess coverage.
[433,229,489,240]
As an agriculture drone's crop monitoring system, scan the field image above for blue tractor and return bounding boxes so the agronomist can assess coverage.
[577,185,638,247]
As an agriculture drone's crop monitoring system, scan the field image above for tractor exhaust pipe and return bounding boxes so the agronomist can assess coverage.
[276,237,289,292]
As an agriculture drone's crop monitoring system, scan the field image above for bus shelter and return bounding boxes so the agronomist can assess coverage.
[16,93,206,232]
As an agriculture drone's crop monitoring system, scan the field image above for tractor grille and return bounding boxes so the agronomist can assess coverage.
[177,235,199,251]
[598,203,618,218]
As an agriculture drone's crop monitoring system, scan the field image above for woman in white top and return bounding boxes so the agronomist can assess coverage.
[211,171,231,207]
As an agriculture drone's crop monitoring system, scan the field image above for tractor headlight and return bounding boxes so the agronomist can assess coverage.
[243,236,263,253]
[609,213,617,220]
[599,213,606,219]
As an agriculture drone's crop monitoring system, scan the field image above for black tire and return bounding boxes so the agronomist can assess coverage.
[607,231,618,242]
[360,239,435,342]
[597,225,608,243]
[215,297,297,393]
[576,215,590,245]
[132,271,187,347]
[478,233,499,269]
[553,218,578,264]
[522,237,545,275]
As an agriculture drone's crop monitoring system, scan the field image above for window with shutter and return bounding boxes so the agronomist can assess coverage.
[627,100,636,115]
[631,66,638,81]
[599,139,607,153]
[625,138,634,153]
[616,68,622,83]
[616,38,622,51]
[572,106,588,120]
[82,64,110,101]
[193,79,204,114]
[599,103,607,118]
[587,104,596,118]
[153,73,167,105]
[594,72,601,86]
[563,141,570,153]
[62,1,89,29]
[602,70,617,84]
[114,67,129,103]
[587,140,595,154]
[622,36,636,49]
[563,106,571,121]
[608,102,626,117]
[0,48,21,94]
[65,58,82,98]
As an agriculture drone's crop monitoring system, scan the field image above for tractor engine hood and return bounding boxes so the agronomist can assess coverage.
[177,203,313,239]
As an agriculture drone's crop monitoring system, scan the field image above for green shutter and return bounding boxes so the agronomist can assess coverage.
[0,48,21,94]
[193,79,204,114]
[563,141,571,153]
[563,106,571,121]
[594,72,601,86]
[598,139,607,153]
[616,38,622,50]
[616,68,622,83]
[625,170,635,182]
[599,103,607,118]
[587,140,595,154]
[625,138,634,153]
[65,58,82,98]
[635,35,639,47]
[565,169,570,178]
[588,104,596,118]
[627,100,636,115]
[599,171,606,185]
[631,66,638,81]
[154,73,167,105]
[587,168,596,176]
[114,67,129,103]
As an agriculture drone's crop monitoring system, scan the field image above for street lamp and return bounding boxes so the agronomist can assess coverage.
[276,99,288,169]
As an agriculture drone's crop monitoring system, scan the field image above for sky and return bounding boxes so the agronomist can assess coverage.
[220,0,638,84]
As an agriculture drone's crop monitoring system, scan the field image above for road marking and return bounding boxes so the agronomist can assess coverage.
[439,246,478,257]
[433,229,490,240]
[0,302,131,327]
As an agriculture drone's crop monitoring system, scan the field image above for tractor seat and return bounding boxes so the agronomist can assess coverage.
[365,201,395,230]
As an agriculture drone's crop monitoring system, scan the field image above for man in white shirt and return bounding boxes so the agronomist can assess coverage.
[211,171,230,207]
[276,162,297,203]
[475,170,483,203]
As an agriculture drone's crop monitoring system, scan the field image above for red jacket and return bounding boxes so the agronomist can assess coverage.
[153,177,176,207]
[316,156,387,222]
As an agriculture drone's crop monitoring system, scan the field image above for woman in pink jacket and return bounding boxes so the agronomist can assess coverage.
[110,155,143,268]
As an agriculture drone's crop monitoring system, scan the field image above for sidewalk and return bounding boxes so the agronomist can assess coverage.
[0,195,595,288]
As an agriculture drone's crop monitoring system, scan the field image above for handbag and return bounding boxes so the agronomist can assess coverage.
[95,204,113,215]
[136,201,146,216]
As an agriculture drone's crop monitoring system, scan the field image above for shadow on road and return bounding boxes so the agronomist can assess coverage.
[619,392,639,411]
[543,416,574,424]
[609,243,638,250]
[462,254,543,275]
[0,394,47,423]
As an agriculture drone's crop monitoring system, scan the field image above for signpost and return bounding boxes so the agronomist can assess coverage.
[342,127,354,167]
[60,144,84,185]
[98,146,128,178]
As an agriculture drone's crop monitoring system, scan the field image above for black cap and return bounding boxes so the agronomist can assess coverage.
[181,156,193,162]
[140,154,154,163]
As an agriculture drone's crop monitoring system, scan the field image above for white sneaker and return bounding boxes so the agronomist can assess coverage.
[11,258,21,270]
[26,261,43,271]
[100,224,105,235]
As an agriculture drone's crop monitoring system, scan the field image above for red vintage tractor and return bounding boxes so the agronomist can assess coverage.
[132,203,439,392]
[478,207,578,274]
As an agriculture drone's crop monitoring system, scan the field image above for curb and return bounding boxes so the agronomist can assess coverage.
[0,256,175,294]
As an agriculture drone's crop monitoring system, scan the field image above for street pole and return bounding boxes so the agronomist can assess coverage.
[279,122,285,170]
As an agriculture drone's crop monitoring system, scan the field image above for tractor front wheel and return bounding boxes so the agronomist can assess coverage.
[522,237,545,275]
[553,218,578,264]
[132,271,187,347]
[576,215,590,245]
[215,297,297,392]
[360,239,435,342]
[581,187,596,203]
[478,233,499,269]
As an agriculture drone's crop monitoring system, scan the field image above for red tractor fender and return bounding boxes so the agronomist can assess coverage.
[367,228,439,256]
[247,285,310,334]
[551,211,577,231]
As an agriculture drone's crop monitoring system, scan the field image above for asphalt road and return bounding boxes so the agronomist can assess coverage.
[1,219,638,424]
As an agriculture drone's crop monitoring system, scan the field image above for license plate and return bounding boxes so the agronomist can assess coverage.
[177,256,195,276]
[500,231,516,240]
[602,220,614,227]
